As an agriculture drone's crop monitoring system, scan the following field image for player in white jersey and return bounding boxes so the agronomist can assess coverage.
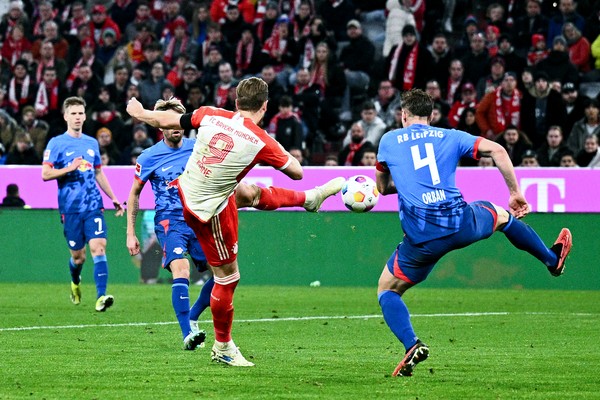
[127,77,342,367]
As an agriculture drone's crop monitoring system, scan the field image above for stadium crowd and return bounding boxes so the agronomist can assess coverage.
[0,0,600,167]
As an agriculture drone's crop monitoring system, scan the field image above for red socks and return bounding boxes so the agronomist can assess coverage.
[210,274,240,342]
[255,187,306,210]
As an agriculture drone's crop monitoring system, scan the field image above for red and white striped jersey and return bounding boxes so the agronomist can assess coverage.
[179,106,292,222]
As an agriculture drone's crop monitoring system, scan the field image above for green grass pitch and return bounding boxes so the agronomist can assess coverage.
[1,283,599,399]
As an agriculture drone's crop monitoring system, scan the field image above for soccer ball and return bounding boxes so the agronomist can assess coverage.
[341,175,379,212]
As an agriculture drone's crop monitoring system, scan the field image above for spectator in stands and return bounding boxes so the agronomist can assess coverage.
[121,123,154,165]
[537,35,580,84]
[562,22,591,73]
[189,3,210,47]
[89,5,122,47]
[568,98,600,153]
[156,0,184,45]
[547,0,585,48]
[342,101,386,149]
[485,25,500,58]
[339,19,375,118]
[19,105,48,156]
[289,146,308,166]
[495,125,533,167]
[386,105,403,132]
[448,83,477,128]
[221,5,252,47]
[61,2,89,38]
[476,56,506,100]
[5,131,40,165]
[96,126,121,165]
[139,61,169,108]
[527,33,550,66]
[537,125,571,166]
[520,149,540,166]
[34,66,68,139]
[576,134,600,167]
[97,29,119,68]
[513,0,549,55]
[120,83,141,126]
[1,23,31,68]
[106,65,132,110]
[317,0,355,42]
[175,63,201,103]
[260,64,287,126]
[0,109,24,153]
[387,24,431,94]
[255,1,280,44]
[289,67,320,150]
[546,82,586,137]
[430,102,452,129]
[559,151,578,167]
[89,101,129,150]
[136,42,166,81]
[360,148,377,166]
[1,183,26,207]
[213,62,238,110]
[261,18,299,88]
[0,1,30,45]
[383,0,416,58]
[125,1,158,43]
[324,154,338,166]
[183,83,209,119]
[69,64,103,108]
[461,32,490,87]
[199,24,234,67]
[109,0,138,30]
[425,79,450,115]
[372,80,401,127]
[268,95,304,151]
[66,38,105,91]
[476,71,522,140]
[427,33,454,90]
[497,34,527,78]
[234,27,262,79]
[125,22,156,65]
[5,59,34,118]
[33,39,68,83]
[296,16,337,71]
[456,107,481,137]
[338,122,375,166]
[455,15,480,58]
[521,71,553,148]
[32,20,69,62]
[445,59,467,105]
[31,2,60,40]
[485,2,507,33]
[291,1,313,41]
[165,54,189,89]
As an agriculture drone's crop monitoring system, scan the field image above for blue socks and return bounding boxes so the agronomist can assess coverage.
[93,255,108,298]
[501,215,558,267]
[190,277,214,322]
[378,290,418,352]
[172,278,191,338]
[69,257,83,284]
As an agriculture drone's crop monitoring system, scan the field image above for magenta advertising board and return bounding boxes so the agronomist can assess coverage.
[1,166,599,212]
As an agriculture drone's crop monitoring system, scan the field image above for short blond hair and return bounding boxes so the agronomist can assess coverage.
[62,96,86,113]
[236,77,268,112]
[154,97,186,114]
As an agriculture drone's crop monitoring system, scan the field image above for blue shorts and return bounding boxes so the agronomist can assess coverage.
[155,219,207,272]
[62,210,107,250]
[386,201,498,284]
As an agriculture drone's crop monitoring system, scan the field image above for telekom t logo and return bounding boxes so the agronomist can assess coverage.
[520,178,566,212]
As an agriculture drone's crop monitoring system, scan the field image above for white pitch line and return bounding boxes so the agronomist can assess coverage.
[0,311,597,332]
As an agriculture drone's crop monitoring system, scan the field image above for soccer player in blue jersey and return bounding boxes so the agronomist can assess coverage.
[42,97,124,312]
[375,89,573,377]
[126,96,344,351]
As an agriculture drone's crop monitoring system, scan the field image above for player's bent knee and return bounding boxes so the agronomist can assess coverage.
[492,204,510,229]
[235,183,261,208]
[170,259,190,280]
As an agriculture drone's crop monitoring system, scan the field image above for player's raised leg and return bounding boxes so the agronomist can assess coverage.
[235,177,345,212]
[492,205,573,276]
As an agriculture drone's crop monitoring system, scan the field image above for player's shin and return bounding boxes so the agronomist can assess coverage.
[378,290,418,351]
[190,276,214,323]
[254,187,305,210]
[93,255,108,298]
[172,278,192,338]
[210,273,240,343]
[500,215,558,267]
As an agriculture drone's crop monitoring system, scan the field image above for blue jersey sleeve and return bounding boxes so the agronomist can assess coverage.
[135,149,155,183]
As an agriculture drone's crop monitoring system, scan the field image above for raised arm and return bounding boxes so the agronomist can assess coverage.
[126,179,145,255]
[126,97,183,129]
[476,138,530,218]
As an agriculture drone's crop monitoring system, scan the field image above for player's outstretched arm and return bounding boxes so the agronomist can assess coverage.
[126,179,145,256]
[95,168,124,217]
[126,97,183,129]
[280,151,303,180]
[477,138,530,218]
